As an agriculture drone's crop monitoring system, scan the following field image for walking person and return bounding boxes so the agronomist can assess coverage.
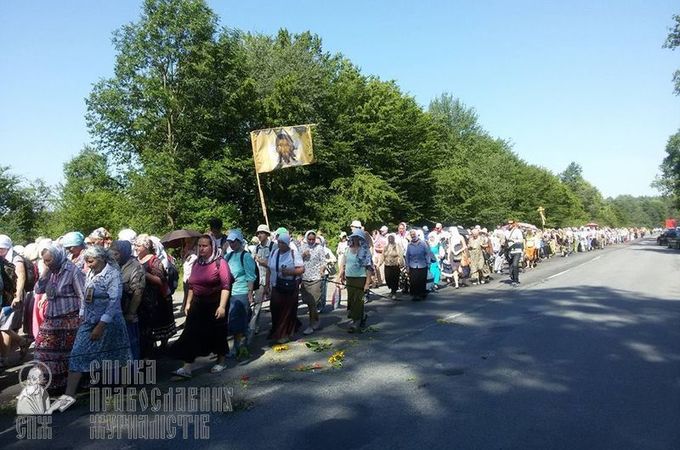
[225,230,257,359]
[32,244,85,391]
[0,235,28,367]
[50,245,132,413]
[134,234,176,357]
[467,228,491,285]
[372,226,388,287]
[178,237,198,311]
[447,227,467,289]
[383,234,405,300]
[427,233,442,290]
[109,240,146,360]
[171,235,232,377]
[338,231,373,332]
[299,230,326,335]
[507,220,524,286]
[491,229,505,274]
[264,233,304,344]
[405,229,433,301]
[252,225,274,338]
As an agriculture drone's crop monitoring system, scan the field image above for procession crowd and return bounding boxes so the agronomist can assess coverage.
[0,218,645,413]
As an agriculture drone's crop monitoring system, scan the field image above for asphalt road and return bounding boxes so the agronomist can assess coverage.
[3,237,680,449]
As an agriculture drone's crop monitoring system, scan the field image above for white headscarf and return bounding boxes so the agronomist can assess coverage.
[449,227,463,246]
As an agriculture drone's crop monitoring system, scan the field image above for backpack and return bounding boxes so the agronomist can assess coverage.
[226,251,260,291]
[165,257,180,296]
[0,259,17,306]
[22,258,37,292]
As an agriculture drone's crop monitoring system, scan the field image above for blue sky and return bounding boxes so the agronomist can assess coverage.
[1,0,678,197]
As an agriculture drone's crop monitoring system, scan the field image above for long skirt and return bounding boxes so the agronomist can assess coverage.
[126,321,140,361]
[172,299,228,363]
[268,287,301,341]
[384,265,401,292]
[150,294,177,341]
[69,316,132,373]
[34,310,80,389]
[409,267,427,298]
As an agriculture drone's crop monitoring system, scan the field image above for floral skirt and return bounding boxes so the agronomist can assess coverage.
[69,315,132,373]
[34,310,80,390]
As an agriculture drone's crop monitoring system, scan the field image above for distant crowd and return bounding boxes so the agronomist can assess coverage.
[0,218,647,413]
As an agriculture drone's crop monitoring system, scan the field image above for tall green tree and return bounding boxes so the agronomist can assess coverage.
[0,167,51,244]
[663,13,680,95]
[86,0,246,232]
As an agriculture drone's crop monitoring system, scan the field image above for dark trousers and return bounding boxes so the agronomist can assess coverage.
[510,253,522,282]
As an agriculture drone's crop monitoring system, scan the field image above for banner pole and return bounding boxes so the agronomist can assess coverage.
[255,169,270,229]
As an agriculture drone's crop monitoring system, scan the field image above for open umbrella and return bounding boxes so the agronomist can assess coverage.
[586,222,598,228]
[160,229,202,247]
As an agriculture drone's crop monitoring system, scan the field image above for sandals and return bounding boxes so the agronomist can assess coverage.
[210,363,227,373]
[171,367,192,379]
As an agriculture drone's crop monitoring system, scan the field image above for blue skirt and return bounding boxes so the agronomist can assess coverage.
[69,315,132,373]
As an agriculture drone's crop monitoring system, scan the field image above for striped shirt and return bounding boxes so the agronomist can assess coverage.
[34,260,85,318]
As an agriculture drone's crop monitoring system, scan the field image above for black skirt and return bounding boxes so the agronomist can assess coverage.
[171,298,228,362]
[409,267,428,297]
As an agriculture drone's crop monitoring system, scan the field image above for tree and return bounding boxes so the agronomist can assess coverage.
[86,0,246,232]
[663,14,680,95]
[0,167,51,244]
[656,131,680,203]
[50,148,133,236]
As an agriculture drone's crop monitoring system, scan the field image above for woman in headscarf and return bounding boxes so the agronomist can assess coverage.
[180,237,198,311]
[467,228,490,285]
[225,230,256,358]
[383,234,405,300]
[427,233,442,290]
[33,244,85,391]
[21,243,41,344]
[405,229,433,301]
[491,229,506,274]
[62,231,87,272]
[447,227,467,289]
[338,231,374,332]
[51,245,131,412]
[171,235,231,377]
[110,240,146,360]
[264,233,304,343]
[135,234,176,357]
[0,234,28,367]
[89,228,112,248]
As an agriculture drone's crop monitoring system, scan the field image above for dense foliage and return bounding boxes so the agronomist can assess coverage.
[1,0,674,244]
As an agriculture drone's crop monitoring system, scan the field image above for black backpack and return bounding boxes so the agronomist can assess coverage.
[0,259,17,306]
[166,259,179,295]
[226,251,260,291]
[22,258,37,292]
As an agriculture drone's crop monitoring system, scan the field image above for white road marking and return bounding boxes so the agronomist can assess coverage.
[547,269,570,279]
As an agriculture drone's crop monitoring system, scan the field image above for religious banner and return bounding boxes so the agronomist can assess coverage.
[250,125,315,173]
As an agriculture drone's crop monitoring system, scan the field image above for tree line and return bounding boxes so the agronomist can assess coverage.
[1,0,675,245]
